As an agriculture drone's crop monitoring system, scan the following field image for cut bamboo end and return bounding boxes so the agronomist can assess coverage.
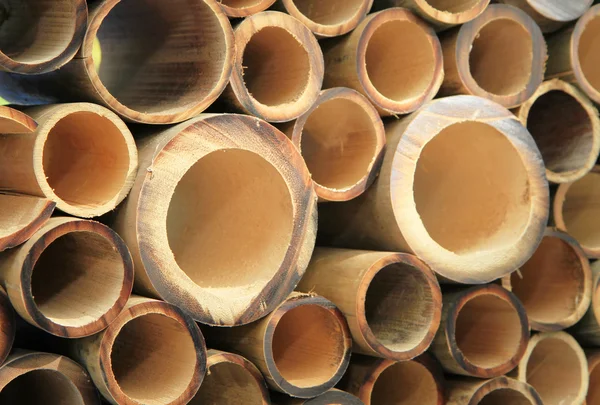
[278,0,373,38]
[497,0,593,33]
[440,4,547,108]
[502,228,592,332]
[0,0,87,74]
[284,88,385,202]
[319,95,548,284]
[446,376,542,405]
[515,332,588,405]
[190,349,269,405]
[81,0,234,124]
[514,79,600,183]
[0,106,37,133]
[587,351,600,405]
[553,166,600,258]
[297,248,441,360]
[0,351,99,404]
[218,0,276,17]
[323,8,443,116]
[114,114,317,326]
[0,287,15,366]
[72,296,206,405]
[0,194,55,252]
[272,389,364,404]
[431,285,529,378]
[569,261,600,345]
[0,217,134,338]
[227,11,324,122]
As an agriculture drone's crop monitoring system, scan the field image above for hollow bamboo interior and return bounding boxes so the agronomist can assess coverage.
[218,0,277,17]
[272,389,365,404]
[569,260,600,345]
[445,376,543,405]
[587,351,600,405]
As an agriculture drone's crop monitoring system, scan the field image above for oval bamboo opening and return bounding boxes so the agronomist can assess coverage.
[272,304,346,389]
[191,361,263,405]
[414,121,530,254]
[370,361,438,405]
[588,358,600,404]
[478,388,534,405]
[166,149,293,294]
[468,19,533,97]
[578,15,600,93]
[30,231,125,328]
[426,0,483,13]
[0,370,81,404]
[291,0,364,26]
[110,313,197,405]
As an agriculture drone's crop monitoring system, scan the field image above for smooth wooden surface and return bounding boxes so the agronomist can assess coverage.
[218,0,276,17]
[445,376,542,405]
[498,0,593,33]
[0,194,55,252]
[0,105,37,133]
[570,261,600,345]
[0,286,14,366]
[586,350,600,405]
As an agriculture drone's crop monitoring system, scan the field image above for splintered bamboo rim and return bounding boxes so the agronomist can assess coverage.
[0,288,14,366]
[502,229,592,331]
[516,79,600,183]
[265,295,352,398]
[468,377,542,405]
[587,352,600,405]
[454,4,546,108]
[0,0,87,74]
[357,253,441,360]
[357,8,443,115]
[517,332,588,405]
[290,88,385,202]
[414,0,490,25]
[230,11,324,122]
[280,0,373,37]
[81,0,234,124]
[218,0,276,17]
[571,5,600,104]
[32,103,137,218]
[99,299,206,405]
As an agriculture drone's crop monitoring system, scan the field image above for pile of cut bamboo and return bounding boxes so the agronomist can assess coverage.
[1,0,600,404]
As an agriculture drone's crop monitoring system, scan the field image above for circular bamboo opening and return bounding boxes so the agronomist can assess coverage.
[0,370,81,404]
[243,27,310,107]
[588,360,600,404]
[94,0,229,116]
[365,20,435,103]
[30,231,125,328]
[579,15,600,93]
[455,294,522,369]
[561,171,600,253]
[469,19,533,96]
[425,0,482,13]
[191,361,263,405]
[370,361,438,405]
[291,0,364,25]
[110,313,197,405]
[272,304,345,388]
[414,121,530,254]
[41,112,131,212]
[478,389,533,405]
[364,262,436,353]
[0,0,76,65]
[167,149,293,294]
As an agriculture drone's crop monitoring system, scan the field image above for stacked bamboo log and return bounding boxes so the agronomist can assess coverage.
[1,0,600,404]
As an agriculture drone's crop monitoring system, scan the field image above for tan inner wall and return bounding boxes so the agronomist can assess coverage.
[478,389,532,405]
[190,361,263,405]
[370,361,438,405]
[579,16,600,92]
[562,171,600,251]
[292,0,364,25]
[426,0,481,13]
[0,370,82,404]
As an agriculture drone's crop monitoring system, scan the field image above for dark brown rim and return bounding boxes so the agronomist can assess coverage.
[304,389,364,405]
[0,195,55,252]
[0,106,38,132]
[470,377,542,405]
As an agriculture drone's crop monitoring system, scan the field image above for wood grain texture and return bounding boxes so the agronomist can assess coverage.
[319,95,548,284]
[0,194,55,252]
[202,292,352,398]
[497,0,593,33]
[271,389,364,405]
[0,217,134,338]
[513,79,600,183]
[570,261,600,345]
[445,376,542,405]
[217,0,276,17]
[0,286,14,366]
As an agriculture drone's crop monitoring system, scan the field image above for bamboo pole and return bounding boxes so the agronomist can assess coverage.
[430,285,529,378]
[512,332,588,405]
[513,79,600,183]
[273,0,373,38]
[502,228,592,332]
[0,287,15,366]
[113,114,317,326]
[552,166,600,258]
[218,0,277,17]
[71,295,206,405]
[586,350,600,404]
[0,0,87,74]
[570,261,600,345]
[296,248,441,360]
[0,217,134,338]
[445,376,542,405]
[202,293,352,398]
[189,349,269,405]
[279,88,386,202]
[546,5,600,104]
[0,105,37,133]
[0,350,100,404]
[497,0,593,33]
[338,354,444,405]
[322,7,443,116]
[0,194,55,252]
[272,389,364,405]
[319,95,548,284]
[438,4,547,108]
[0,103,137,218]
[224,11,324,123]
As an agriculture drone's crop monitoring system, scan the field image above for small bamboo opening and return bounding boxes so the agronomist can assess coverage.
[300,98,377,190]
[364,263,435,352]
[478,389,532,405]
[167,149,293,295]
[579,16,600,92]
[455,294,522,368]
[425,0,481,13]
[365,20,435,102]
[562,171,600,251]
[242,27,310,106]
[42,112,131,209]
[191,362,263,405]
[110,313,197,405]
[469,19,533,96]
[272,304,345,388]
[0,0,76,64]
[30,231,125,327]
[292,0,364,25]
[414,121,530,254]
[95,0,228,115]
[220,0,264,9]
[0,370,81,404]
[370,361,438,405]
[588,361,600,404]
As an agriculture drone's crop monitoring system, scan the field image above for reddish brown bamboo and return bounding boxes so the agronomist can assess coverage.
[446,376,543,405]
[218,0,276,17]
[0,287,15,366]
[570,261,600,345]
[272,389,364,404]
[497,0,592,33]
[587,351,600,405]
